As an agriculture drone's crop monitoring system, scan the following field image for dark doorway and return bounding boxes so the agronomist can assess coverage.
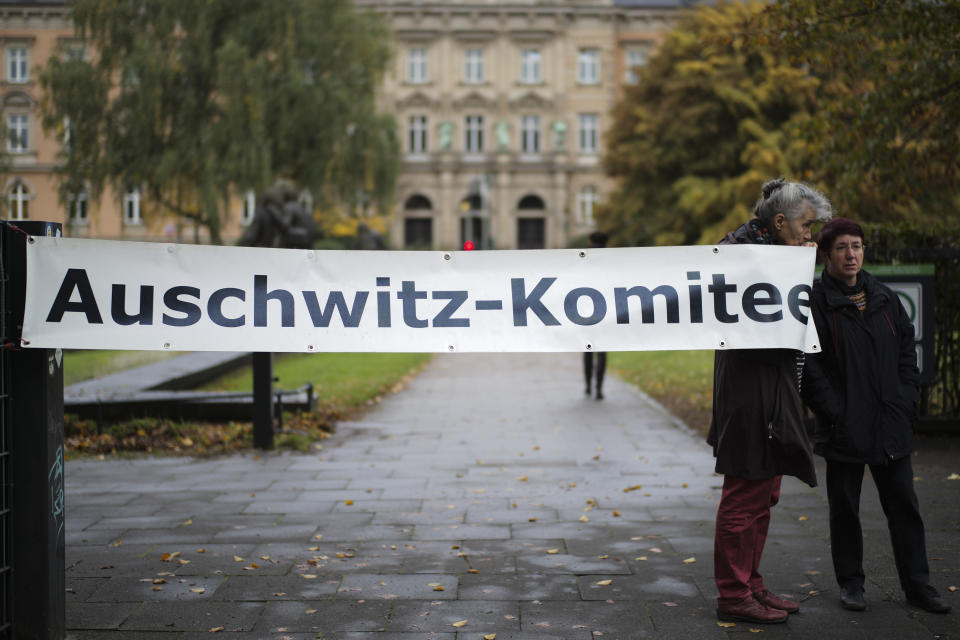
[517,217,545,249]
[404,218,433,249]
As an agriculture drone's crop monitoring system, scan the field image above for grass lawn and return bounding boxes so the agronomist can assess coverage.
[202,352,432,411]
[63,349,183,386]
[610,350,714,436]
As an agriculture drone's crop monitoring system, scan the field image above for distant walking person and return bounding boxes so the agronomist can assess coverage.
[801,218,951,614]
[583,230,608,400]
[709,178,832,624]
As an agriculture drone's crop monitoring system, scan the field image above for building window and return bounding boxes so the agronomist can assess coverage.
[464,49,484,84]
[578,114,598,154]
[7,114,28,153]
[7,47,28,83]
[68,190,89,224]
[408,115,428,153]
[408,48,427,83]
[520,48,541,84]
[578,185,598,225]
[7,182,29,220]
[624,48,648,84]
[578,48,600,85]
[465,115,484,153]
[241,190,256,225]
[124,188,142,225]
[521,115,540,154]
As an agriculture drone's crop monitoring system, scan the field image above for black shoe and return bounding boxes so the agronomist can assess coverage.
[585,386,591,396]
[906,585,952,614]
[595,389,604,400]
[840,587,866,611]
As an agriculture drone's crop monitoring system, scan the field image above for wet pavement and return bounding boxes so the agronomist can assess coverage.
[65,353,960,639]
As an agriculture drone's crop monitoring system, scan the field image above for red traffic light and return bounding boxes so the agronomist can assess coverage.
[463,240,475,251]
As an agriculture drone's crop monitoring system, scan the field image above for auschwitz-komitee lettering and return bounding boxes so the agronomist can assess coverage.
[45,269,811,329]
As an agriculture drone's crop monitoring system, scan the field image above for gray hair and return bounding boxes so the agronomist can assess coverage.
[753,178,832,224]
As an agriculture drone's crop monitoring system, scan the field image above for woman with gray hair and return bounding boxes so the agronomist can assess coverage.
[709,178,832,624]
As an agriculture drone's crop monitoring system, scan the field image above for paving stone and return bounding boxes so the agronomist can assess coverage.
[387,600,520,633]
[118,600,263,631]
[85,575,225,602]
[253,600,392,633]
[458,573,580,601]
[337,574,459,600]
[210,574,340,600]
[519,600,656,637]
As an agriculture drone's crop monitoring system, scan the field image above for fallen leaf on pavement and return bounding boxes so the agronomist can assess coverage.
[595,580,613,586]
[636,556,648,561]
[547,549,560,554]
[189,587,205,593]
[663,602,679,607]
[623,485,643,493]
[947,473,960,480]
[452,620,468,628]
[948,586,957,592]
[209,627,224,633]
[683,557,696,564]
[579,515,590,522]
[717,622,736,628]
[483,634,496,640]
[798,515,808,521]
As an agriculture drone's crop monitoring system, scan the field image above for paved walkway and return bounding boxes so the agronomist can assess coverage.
[65,353,959,639]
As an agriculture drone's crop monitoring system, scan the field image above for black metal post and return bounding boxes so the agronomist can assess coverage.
[2,220,65,639]
[252,352,274,449]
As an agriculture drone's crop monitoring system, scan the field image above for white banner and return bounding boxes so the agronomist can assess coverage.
[22,237,822,354]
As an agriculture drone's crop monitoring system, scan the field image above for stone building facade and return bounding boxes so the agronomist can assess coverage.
[1,0,683,247]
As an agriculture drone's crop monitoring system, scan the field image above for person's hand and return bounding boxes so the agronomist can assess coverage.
[801,241,817,248]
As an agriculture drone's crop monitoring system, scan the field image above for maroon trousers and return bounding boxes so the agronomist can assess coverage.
[714,474,782,604]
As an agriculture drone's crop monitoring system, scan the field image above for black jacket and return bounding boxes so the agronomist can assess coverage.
[801,270,919,465]
[706,221,817,487]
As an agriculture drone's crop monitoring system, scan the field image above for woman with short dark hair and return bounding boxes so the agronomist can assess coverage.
[801,217,951,614]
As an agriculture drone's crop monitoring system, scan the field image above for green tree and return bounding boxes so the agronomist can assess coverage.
[758,0,960,224]
[39,0,399,244]
[600,0,819,246]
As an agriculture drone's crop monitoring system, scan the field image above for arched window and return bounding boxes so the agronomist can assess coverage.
[517,194,545,210]
[404,194,433,210]
[7,180,30,220]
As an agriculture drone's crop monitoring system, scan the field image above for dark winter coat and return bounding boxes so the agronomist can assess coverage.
[801,270,919,465]
[706,221,818,487]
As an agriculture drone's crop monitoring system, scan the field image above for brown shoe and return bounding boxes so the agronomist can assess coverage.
[754,590,799,614]
[717,596,788,624]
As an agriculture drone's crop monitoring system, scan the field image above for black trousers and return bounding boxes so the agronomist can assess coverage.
[583,351,606,392]
[826,455,930,595]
